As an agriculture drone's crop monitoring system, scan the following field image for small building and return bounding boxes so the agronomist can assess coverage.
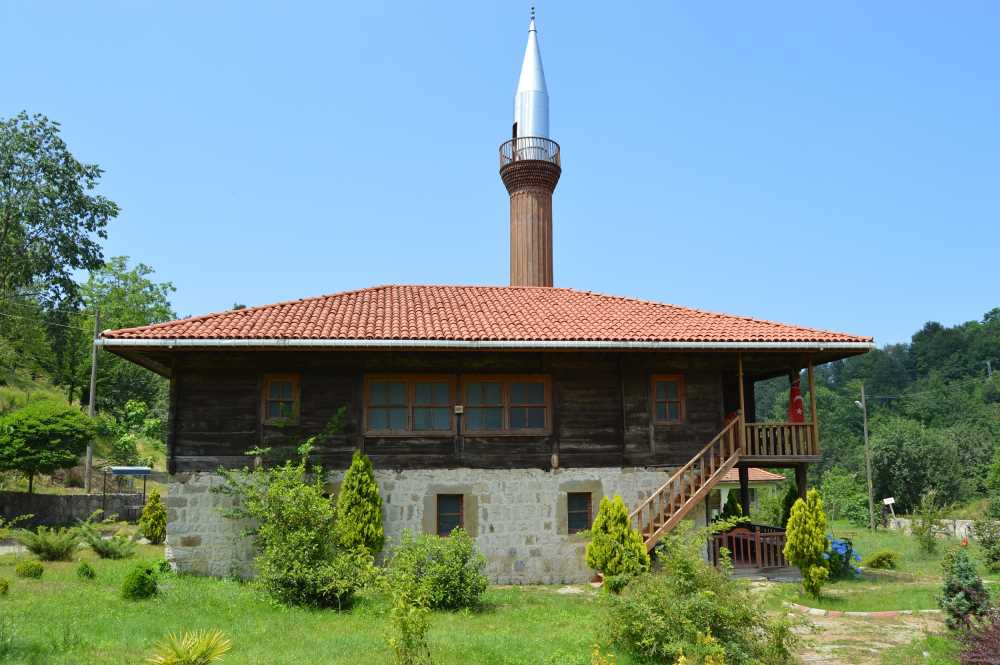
[100,14,872,583]
[711,468,788,518]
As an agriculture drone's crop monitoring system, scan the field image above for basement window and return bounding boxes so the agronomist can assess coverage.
[463,375,551,435]
[262,374,300,424]
[437,494,464,536]
[651,374,685,424]
[364,375,455,435]
[567,492,593,534]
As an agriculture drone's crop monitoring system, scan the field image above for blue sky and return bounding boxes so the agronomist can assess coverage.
[5,1,998,345]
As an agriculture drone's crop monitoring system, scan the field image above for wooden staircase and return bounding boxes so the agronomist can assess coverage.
[629,417,743,551]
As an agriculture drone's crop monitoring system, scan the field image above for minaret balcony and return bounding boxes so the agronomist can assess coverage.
[499,136,561,169]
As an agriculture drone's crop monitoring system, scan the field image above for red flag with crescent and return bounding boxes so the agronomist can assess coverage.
[787,378,805,423]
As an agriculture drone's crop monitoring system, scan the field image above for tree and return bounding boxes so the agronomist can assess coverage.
[334,449,385,556]
[0,112,119,302]
[783,489,829,597]
[819,467,867,522]
[585,495,650,592]
[869,415,962,511]
[779,483,799,529]
[939,546,989,631]
[0,400,95,493]
[139,488,167,545]
[720,490,743,520]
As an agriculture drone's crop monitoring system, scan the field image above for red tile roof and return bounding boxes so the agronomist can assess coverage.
[100,285,872,347]
[721,468,788,484]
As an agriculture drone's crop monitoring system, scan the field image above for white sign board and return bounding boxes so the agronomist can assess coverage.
[883,497,895,505]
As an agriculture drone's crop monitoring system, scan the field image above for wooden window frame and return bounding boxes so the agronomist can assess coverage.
[650,373,686,425]
[363,374,457,437]
[261,373,301,426]
[461,374,552,436]
[566,492,593,534]
[436,494,464,537]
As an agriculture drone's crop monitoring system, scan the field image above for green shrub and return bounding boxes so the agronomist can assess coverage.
[122,563,158,600]
[334,449,384,556]
[0,400,95,493]
[863,549,900,570]
[585,495,650,593]
[14,525,80,561]
[720,491,743,520]
[76,561,97,580]
[939,546,989,631]
[913,489,945,555]
[218,442,374,609]
[79,520,136,559]
[147,629,232,665]
[610,522,797,665]
[140,488,168,545]
[15,560,43,579]
[387,528,487,610]
[825,537,860,580]
[973,518,1000,573]
[783,489,829,597]
[385,567,433,665]
[0,577,8,595]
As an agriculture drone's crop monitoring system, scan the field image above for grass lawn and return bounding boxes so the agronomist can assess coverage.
[878,634,960,665]
[0,547,627,665]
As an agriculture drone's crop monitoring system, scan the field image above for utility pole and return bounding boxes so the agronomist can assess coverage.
[858,383,875,530]
[84,307,100,493]
[987,360,993,378]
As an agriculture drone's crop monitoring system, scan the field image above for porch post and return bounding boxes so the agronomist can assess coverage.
[795,464,808,500]
[807,355,818,455]
[738,466,750,518]
[737,351,746,450]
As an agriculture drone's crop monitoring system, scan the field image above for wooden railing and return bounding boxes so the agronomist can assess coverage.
[630,417,742,551]
[710,524,788,569]
[743,422,818,458]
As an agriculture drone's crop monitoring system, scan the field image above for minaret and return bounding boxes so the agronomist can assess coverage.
[501,8,561,287]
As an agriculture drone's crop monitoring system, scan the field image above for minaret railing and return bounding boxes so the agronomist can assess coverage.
[499,137,560,168]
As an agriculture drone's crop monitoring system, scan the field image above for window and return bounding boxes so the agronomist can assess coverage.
[567,492,592,534]
[651,374,685,424]
[364,375,455,435]
[436,494,464,536]
[463,375,551,434]
[262,374,300,424]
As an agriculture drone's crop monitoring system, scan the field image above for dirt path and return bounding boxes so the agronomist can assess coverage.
[792,611,944,664]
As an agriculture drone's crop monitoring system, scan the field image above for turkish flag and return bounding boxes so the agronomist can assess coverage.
[787,378,806,423]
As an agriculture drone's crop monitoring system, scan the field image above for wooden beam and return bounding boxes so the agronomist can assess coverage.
[738,466,750,518]
[807,355,819,454]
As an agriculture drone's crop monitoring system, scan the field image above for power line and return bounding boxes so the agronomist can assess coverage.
[0,310,92,333]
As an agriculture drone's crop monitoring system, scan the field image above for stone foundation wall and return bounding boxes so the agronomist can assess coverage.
[166,467,702,584]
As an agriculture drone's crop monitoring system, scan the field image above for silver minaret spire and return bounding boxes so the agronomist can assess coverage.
[513,7,549,139]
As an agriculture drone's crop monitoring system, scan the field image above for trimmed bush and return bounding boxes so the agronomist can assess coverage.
[863,549,901,570]
[940,546,989,631]
[610,523,797,664]
[122,563,158,600]
[784,489,829,597]
[76,561,97,580]
[0,400,95,493]
[15,560,43,579]
[0,577,8,595]
[147,629,232,665]
[585,495,650,593]
[79,521,136,559]
[15,525,80,561]
[140,488,168,545]
[334,450,384,557]
[387,528,488,610]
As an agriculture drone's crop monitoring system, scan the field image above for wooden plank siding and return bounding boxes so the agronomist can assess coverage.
[168,350,768,473]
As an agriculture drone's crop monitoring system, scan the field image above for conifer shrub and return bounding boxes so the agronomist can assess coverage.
[783,489,829,597]
[140,488,168,545]
[863,549,900,570]
[940,546,989,631]
[585,495,650,593]
[720,491,743,521]
[779,484,799,529]
[14,525,80,561]
[610,522,797,665]
[76,561,97,580]
[14,560,43,579]
[387,528,487,610]
[0,577,8,595]
[122,563,158,600]
[334,449,384,556]
[79,520,136,559]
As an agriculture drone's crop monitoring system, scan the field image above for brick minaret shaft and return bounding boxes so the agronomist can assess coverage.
[501,158,560,287]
